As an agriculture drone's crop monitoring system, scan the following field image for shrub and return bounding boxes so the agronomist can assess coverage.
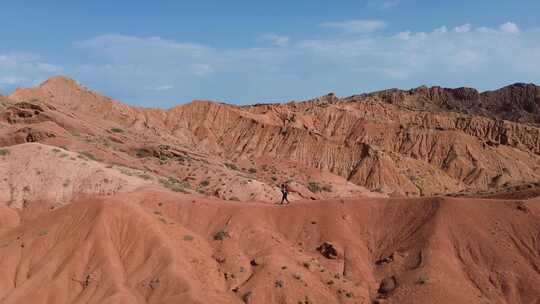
[183,235,194,241]
[242,291,252,303]
[213,229,230,241]
[248,168,257,174]
[135,148,151,158]
[118,168,134,176]
[321,184,332,192]
[224,163,239,170]
[307,181,322,193]
[417,276,429,285]
[80,151,98,161]
[0,149,10,156]
[110,128,124,133]
[199,180,210,187]
[159,177,190,193]
[138,173,152,180]
[52,148,61,153]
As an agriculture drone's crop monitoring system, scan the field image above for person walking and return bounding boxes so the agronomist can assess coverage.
[279,183,290,205]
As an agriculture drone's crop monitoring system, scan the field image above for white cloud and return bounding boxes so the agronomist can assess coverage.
[434,26,448,34]
[452,50,483,67]
[145,85,174,91]
[0,53,64,91]
[0,76,29,85]
[381,0,400,9]
[395,31,412,40]
[500,22,520,34]
[300,22,538,89]
[320,20,388,33]
[52,21,540,105]
[258,34,290,47]
[368,0,400,9]
[191,63,214,76]
[454,23,472,33]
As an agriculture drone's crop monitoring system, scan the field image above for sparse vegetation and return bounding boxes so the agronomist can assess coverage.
[80,151,98,161]
[241,291,252,303]
[118,168,134,176]
[110,127,124,133]
[248,168,257,174]
[199,179,210,187]
[158,154,170,165]
[135,148,152,158]
[159,177,190,193]
[0,149,10,156]
[138,173,152,180]
[306,181,332,193]
[183,235,194,241]
[417,275,429,285]
[307,181,322,193]
[213,229,230,241]
[224,163,239,171]
[52,148,61,153]
[117,167,152,180]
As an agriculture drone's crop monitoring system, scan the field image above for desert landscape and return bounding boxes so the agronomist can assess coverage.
[0,77,539,303]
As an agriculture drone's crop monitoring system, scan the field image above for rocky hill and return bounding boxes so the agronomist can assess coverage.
[2,77,540,304]
[3,77,540,199]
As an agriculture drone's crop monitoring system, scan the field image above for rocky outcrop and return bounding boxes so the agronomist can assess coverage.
[360,83,540,123]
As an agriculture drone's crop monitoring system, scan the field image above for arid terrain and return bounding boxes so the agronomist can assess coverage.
[1,77,540,303]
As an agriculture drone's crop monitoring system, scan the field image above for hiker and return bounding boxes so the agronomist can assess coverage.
[279,183,290,205]
[84,275,91,288]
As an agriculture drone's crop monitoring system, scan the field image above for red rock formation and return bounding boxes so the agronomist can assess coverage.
[3,77,540,198]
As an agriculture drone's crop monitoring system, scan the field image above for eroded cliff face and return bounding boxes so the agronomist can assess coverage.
[356,83,540,123]
[4,77,540,197]
[151,91,540,196]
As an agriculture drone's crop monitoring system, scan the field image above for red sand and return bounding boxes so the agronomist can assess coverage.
[1,187,539,303]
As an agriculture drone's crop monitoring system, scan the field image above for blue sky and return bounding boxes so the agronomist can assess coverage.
[1,0,539,107]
